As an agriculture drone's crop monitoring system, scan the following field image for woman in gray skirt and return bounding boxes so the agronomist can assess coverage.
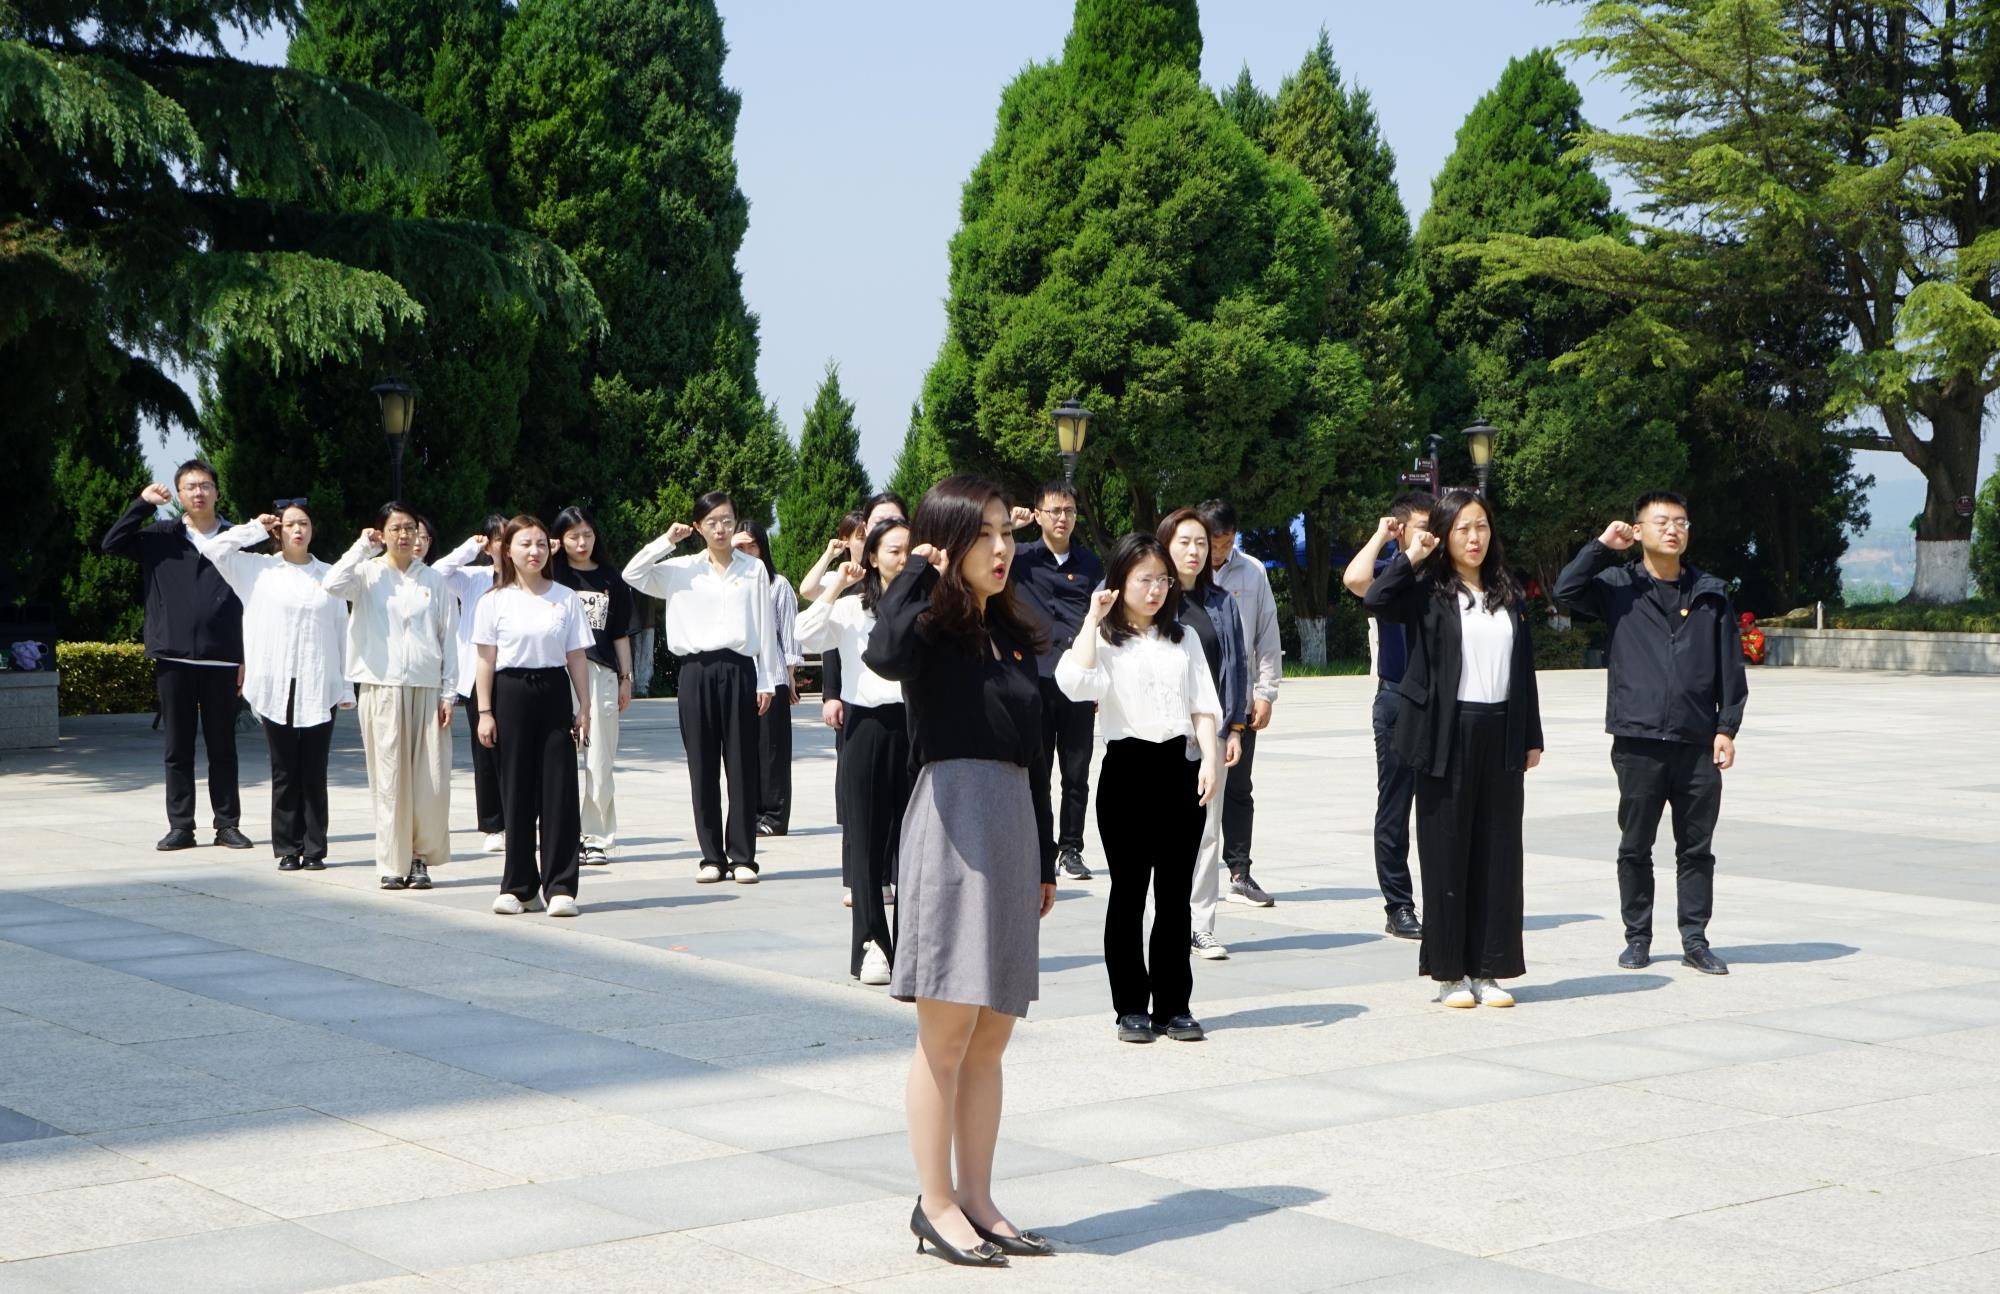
[865,475,1058,1268]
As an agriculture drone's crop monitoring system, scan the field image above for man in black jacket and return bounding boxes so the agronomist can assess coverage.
[1010,480,1105,881]
[102,460,250,852]
[1555,491,1748,976]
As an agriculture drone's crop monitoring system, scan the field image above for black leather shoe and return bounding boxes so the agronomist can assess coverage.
[1057,848,1092,880]
[408,861,432,890]
[379,875,407,891]
[157,828,197,851]
[301,857,326,871]
[215,826,253,849]
[1619,939,1651,969]
[1116,1013,1156,1043]
[277,855,302,872]
[911,1199,1007,1267]
[972,1219,1054,1256]
[1155,1013,1206,1042]
[1683,946,1729,975]
[1386,906,1423,940]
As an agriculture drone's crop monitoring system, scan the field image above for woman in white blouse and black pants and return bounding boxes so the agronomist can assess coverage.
[1058,534,1222,1043]
[188,502,352,871]
[735,522,801,838]
[797,517,914,986]
[474,516,594,917]
[623,492,782,883]
[435,515,509,852]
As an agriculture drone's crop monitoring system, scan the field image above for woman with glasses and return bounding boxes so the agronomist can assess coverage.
[551,506,637,865]
[1058,533,1221,1043]
[435,515,510,852]
[325,502,459,892]
[623,493,783,883]
[1365,489,1543,1008]
[187,500,352,873]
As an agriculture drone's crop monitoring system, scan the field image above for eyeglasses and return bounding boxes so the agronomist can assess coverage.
[1039,507,1077,520]
[1645,517,1692,533]
[699,517,738,532]
[1132,575,1175,592]
[180,481,216,493]
[384,523,419,535]
[273,497,308,509]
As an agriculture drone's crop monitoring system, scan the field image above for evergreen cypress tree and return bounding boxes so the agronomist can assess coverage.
[888,401,954,505]
[774,365,870,583]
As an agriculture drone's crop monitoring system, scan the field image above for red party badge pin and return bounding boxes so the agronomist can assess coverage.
[1012,649,1023,661]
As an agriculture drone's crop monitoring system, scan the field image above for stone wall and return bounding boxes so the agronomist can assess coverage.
[1761,628,2000,674]
[0,672,59,749]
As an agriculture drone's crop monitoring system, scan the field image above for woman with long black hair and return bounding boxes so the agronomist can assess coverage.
[865,476,1054,1268]
[799,516,913,987]
[1058,533,1221,1043]
[436,514,509,853]
[474,516,594,918]
[732,521,801,838]
[623,492,782,883]
[1365,488,1543,1008]
[551,506,636,865]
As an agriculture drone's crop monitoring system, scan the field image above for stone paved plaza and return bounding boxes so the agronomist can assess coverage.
[2,668,1998,1292]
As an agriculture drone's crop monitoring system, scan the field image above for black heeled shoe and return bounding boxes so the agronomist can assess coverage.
[910,1199,1008,1267]
[972,1218,1054,1256]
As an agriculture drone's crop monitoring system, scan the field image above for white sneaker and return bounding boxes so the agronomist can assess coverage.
[732,866,760,885]
[492,893,524,915]
[697,864,726,883]
[859,941,892,986]
[547,894,579,918]
[1471,978,1514,1007]
[481,833,506,854]
[1191,930,1229,961]
[1436,978,1476,1008]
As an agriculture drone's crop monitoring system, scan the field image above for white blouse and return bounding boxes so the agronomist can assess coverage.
[433,536,496,699]
[472,583,595,670]
[324,537,459,692]
[621,541,782,693]
[1457,595,1514,704]
[1055,624,1221,747]
[795,594,902,709]
[187,521,353,727]
[770,575,804,669]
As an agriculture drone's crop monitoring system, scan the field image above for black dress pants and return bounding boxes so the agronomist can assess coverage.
[494,668,581,901]
[460,693,504,834]
[158,659,241,831]
[1099,737,1205,1025]
[1611,736,1722,949]
[263,683,332,861]
[1038,677,1095,855]
[1222,726,1258,874]
[1371,684,1417,913]
[1413,703,1525,982]
[757,685,794,834]
[678,650,761,871]
[840,703,909,975]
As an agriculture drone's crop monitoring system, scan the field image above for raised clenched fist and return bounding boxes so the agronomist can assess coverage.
[1010,505,1035,530]
[664,521,695,546]
[1599,521,1637,550]
[141,483,172,507]
[1404,528,1441,565]
[836,560,867,588]
[1086,587,1119,622]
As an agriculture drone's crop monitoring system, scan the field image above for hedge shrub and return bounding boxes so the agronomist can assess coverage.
[1826,600,2000,633]
[56,642,156,716]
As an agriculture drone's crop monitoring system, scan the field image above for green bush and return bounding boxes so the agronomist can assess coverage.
[56,642,156,716]
[1971,456,2000,598]
[1532,618,1598,670]
[1282,659,1370,678]
[1826,600,2000,633]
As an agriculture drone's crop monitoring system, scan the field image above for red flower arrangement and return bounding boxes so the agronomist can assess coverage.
[1739,611,1766,665]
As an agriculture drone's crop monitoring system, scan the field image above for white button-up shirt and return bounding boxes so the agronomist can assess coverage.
[1055,624,1221,746]
[187,521,353,727]
[324,536,458,692]
[796,593,902,709]
[622,541,782,693]
[432,535,496,700]
[771,575,804,670]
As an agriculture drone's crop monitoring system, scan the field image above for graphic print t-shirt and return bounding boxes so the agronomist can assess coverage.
[555,561,636,672]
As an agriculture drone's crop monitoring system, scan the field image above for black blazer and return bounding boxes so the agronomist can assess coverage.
[1362,553,1544,778]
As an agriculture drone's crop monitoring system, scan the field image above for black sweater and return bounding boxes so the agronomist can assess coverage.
[864,565,1055,883]
[1010,539,1104,678]
[101,498,245,664]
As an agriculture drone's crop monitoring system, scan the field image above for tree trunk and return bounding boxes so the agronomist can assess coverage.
[1297,617,1328,666]
[1300,511,1334,666]
[1908,384,1982,604]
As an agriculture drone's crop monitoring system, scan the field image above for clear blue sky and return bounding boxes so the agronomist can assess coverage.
[179,1,1930,512]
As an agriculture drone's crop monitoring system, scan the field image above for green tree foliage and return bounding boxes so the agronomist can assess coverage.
[1973,457,2000,597]
[1473,2,1997,602]
[774,365,870,583]
[1416,50,1686,592]
[888,400,955,505]
[921,0,1348,545]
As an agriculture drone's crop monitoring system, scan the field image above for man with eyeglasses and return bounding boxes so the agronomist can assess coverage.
[102,459,252,851]
[1010,480,1105,881]
[1556,490,1748,976]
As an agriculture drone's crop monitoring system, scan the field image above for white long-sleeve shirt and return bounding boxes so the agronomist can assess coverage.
[1055,623,1221,747]
[432,535,496,699]
[621,540,781,693]
[795,594,901,709]
[1213,546,1282,704]
[324,536,459,692]
[187,521,352,727]
[770,574,803,669]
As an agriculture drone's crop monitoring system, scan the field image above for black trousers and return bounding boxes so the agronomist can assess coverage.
[678,650,761,871]
[460,692,504,834]
[757,685,794,833]
[1099,737,1205,1024]
[1222,726,1256,873]
[494,668,581,901]
[1413,703,1525,982]
[158,659,241,831]
[840,703,909,975]
[263,682,332,861]
[1038,677,1095,855]
[1371,684,1417,913]
[1611,736,1721,949]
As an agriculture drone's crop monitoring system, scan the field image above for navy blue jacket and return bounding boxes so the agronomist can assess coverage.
[1010,539,1104,680]
[102,497,244,663]
[1178,582,1251,731]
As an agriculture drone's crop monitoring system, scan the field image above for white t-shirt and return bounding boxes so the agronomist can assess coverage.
[472,582,594,670]
[1457,594,1514,704]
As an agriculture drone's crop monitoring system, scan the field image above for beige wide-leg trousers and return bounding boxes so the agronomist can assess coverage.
[357,683,451,877]
[578,661,619,849]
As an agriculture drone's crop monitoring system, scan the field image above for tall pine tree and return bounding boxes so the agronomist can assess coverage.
[888,400,954,504]
[774,364,870,583]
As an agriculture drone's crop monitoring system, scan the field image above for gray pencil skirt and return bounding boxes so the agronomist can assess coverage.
[890,758,1043,1017]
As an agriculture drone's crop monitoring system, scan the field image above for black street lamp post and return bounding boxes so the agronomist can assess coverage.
[371,379,415,501]
[1051,397,1092,488]
[1463,416,1496,498]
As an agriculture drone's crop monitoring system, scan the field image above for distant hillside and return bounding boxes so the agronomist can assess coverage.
[1839,477,1926,601]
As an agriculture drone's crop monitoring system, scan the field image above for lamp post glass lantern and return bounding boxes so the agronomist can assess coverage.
[1052,397,1092,487]
[1462,417,1495,498]
[372,380,415,500]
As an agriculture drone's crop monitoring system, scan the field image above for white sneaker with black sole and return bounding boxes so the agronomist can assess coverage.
[1191,930,1229,961]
